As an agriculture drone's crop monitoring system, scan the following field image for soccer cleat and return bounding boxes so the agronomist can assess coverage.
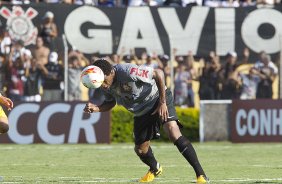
[196,175,210,184]
[139,165,163,183]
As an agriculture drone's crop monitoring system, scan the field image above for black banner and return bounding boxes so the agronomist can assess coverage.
[1,4,282,58]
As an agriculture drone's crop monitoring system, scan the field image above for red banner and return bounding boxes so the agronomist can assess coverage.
[0,102,110,144]
[231,99,282,143]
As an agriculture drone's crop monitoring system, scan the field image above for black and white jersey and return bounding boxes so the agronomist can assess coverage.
[102,63,159,117]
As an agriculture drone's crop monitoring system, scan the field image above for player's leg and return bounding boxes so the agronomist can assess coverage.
[135,141,162,183]
[163,122,207,178]
[0,107,9,134]
[134,111,162,182]
[163,121,209,183]
[134,141,160,173]
[163,89,209,183]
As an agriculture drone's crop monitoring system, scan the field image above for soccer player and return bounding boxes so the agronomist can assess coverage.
[84,59,209,183]
[0,93,13,133]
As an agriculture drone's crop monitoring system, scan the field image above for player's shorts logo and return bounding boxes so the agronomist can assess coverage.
[0,6,38,46]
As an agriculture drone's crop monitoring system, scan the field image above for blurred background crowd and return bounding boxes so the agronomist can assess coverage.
[0,5,280,108]
[0,0,281,8]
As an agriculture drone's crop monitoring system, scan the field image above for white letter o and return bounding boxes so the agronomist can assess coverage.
[241,9,282,53]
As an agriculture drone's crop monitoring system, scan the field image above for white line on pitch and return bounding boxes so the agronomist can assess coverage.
[215,178,282,182]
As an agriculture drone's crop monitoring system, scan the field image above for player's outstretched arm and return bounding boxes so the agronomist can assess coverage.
[0,93,13,111]
[84,100,116,113]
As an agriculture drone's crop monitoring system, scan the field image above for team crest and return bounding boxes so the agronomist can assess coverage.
[0,6,38,45]
[121,83,132,93]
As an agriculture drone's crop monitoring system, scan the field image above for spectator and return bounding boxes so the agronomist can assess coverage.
[0,54,8,93]
[198,51,221,100]
[41,52,64,101]
[98,0,115,6]
[256,0,276,5]
[32,36,50,66]
[0,29,11,56]
[241,47,251,64]
[81,0,96,5]
[138,51,148,66]
[60,0,71,3]
[143,52,164,69]
[240,0,256,6]
[174,64,190,107]
[203,0,221,7]
[67,47,90,101]
[109,53,124,64]
[163,0,182,6]
[170,48,180,69]
[239,68,260,99]
[6,41,30,101]
[175,55,185,66]
[39,11,58,51]
[68,47,89,67]
[222,52,238,79]
[221,76,241,100]
[185,51,196,107]
[219,51,241,99]
[198,57,220,100]
[182,0,202,6]
[221,0,240,7]
[159,54,171,88]
[123,48,139,64]
[9,40,26,63]
[23,58,43,102]
[254,52,278,99]
[10,0,28,4]
[67,55,83,101]
[109,47,127,64]
[128,0,157,6]
[7,57,25,101]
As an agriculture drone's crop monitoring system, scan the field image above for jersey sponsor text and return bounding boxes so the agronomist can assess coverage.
[130,68,149,78]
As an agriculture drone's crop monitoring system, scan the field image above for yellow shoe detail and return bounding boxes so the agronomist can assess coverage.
[197,175,209,184]
[139,166,162,183]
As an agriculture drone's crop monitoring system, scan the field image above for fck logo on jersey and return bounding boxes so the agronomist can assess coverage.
[130,67,149,78]
[0,6,38,46]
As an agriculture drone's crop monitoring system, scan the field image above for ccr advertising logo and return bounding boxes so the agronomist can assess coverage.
[0,6,38,45]
[0,102,110,144]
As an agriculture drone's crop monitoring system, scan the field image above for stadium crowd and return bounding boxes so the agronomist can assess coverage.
[0,2,280,107]
[0,0,281,7]
[0,17,279,107]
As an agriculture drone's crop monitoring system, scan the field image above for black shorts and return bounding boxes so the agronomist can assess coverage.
[133,89,181,145]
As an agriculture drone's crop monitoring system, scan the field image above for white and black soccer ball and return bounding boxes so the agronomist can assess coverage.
[80,65,104,89]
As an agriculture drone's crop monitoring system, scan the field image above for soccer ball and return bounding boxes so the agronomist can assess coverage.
[80,65,104,89]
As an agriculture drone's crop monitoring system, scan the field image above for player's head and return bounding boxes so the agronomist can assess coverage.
[92,59,113,75]
[92,59,115,90]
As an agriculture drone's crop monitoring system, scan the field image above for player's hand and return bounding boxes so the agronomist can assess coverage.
[152,102,168,122]
[83,102,99,113]
[0,96,13,111]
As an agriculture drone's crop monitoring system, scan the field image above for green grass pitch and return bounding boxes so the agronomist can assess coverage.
[0,142,281,183]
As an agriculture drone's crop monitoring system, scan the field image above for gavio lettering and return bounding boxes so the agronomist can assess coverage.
[65,6,282,56]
